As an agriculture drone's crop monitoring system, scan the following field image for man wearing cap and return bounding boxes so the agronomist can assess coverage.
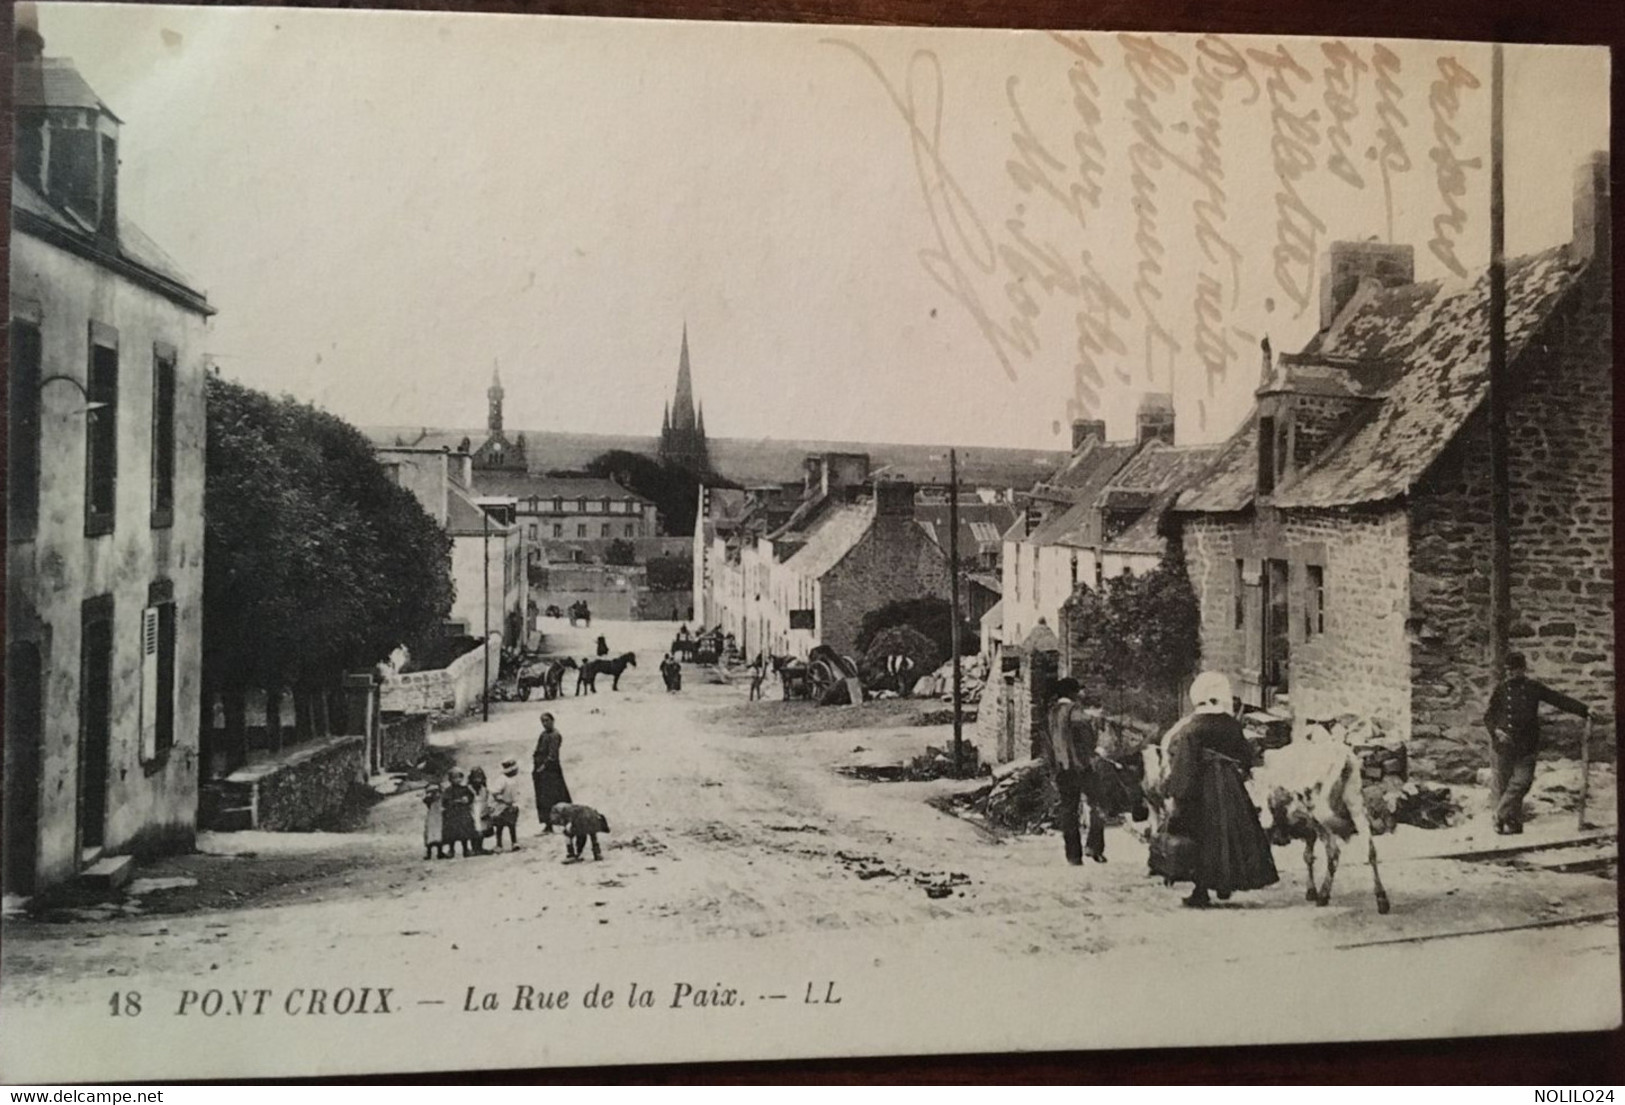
[1483,652,1591,835]
[489,759,523,851]
[1043,677,1104,865]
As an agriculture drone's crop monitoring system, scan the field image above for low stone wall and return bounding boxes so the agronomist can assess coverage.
[378,713,431,772]
[380,635,498,715]
[229,735,365,831]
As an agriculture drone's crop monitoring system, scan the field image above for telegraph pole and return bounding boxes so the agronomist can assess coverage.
[1488,41,1511,692]
[949,449,964,777]
[483,508,491,723]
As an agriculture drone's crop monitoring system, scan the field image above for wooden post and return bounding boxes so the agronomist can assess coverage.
[1576,714,1593,831]
[949,449,964,777]
[1488,42,1512,699]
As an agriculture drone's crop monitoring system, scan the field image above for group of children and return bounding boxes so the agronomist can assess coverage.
[421,758,524,859]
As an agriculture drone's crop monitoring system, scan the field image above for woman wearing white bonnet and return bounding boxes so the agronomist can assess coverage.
[1156,670,1278,907]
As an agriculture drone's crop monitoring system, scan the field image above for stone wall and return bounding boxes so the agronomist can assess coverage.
[240,735,366,832]
[1181,507,1411,735]
[819,517,952,658]
[380,634,498,715]
[377,713,430,773]
[1408,269,1614,772]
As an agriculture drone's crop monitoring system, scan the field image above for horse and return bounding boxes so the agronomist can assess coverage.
[542,657,577,700]
[577,652,637,693]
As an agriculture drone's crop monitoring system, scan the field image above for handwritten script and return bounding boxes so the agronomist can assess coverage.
[830,34,1482,426]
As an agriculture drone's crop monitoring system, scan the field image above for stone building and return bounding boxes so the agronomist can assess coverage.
[375,446,527,646]
[657,324,709,475]
[1174,155,1612,777]
[474,474,658,550]
[6,31,214,895]
[471,365,528,473]
[697,455,952,659]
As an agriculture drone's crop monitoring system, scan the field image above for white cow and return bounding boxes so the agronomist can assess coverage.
[1139,718,1391,913]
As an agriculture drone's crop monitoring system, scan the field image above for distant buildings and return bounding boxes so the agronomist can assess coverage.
[695,454,953,659]
[375,447,527,646]
[6,28,214,895]
[472,366,528,473]
[657,325,710,475]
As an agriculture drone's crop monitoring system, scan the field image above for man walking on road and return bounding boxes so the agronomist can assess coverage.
[1043,677,1105,865]
[1483,652,1591,835]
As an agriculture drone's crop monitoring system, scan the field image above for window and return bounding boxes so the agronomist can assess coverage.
[150,344,176,527]
[1234,559,1246,629]
[1257,416,1276,496]
[553,497,563,512]
[528,524,538,541]
[1070,553,1079,591]
[600,523,611,538]
[9,317,42,537]
[85,325,119,536]
[140,581,177,764]
[1305,564,1326,638]
[552,524,562,538]
[624,524,634,538]
[577,524,587,538]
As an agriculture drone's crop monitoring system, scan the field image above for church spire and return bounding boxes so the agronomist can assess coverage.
[487,360,505,433]
[672,323,696,431]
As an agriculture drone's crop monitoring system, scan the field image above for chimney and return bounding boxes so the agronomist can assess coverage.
[873,479,916,519]
[1136,393,1175,446]
[1071,419,1106,450]
[1319,241,1415,330]
[15,3,43,61]
[1571,150,1611,270]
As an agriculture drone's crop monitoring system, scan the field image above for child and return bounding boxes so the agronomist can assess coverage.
[467,766,492,855]
[489,759,523,851]
[440,769,479,858]
[422,783,449,860]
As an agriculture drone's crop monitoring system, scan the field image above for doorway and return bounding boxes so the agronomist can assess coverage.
[1261,559,1291,703]
[78,597,114,854]
[4,642,43,894]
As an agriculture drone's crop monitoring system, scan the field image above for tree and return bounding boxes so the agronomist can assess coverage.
[579,449,737,537]
[855,596,978,662]
[604,538,636,566]
[1060,550,1201,728]
[204,378,453,749]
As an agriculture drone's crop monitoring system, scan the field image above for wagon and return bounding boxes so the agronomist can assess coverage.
[777,660,813,701]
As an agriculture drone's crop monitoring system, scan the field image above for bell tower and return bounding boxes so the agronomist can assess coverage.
[487,363,504,433]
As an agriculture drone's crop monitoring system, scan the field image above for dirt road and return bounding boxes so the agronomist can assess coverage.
[2,620,1618,1081]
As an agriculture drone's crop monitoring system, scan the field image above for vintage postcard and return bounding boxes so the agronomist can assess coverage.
[2,2,1617,1083]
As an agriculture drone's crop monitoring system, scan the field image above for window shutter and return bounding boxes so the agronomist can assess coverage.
[1241,559,1264,681]
[139,605,160,760]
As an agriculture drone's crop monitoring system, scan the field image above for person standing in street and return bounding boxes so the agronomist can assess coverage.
[531,712,572,835]
[1159,672,1278,908]
[1043,677,1104,866]
[1483,651,1591,835]
[489,759,523,851]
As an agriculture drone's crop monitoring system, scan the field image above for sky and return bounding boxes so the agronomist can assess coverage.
[34,5,1612,450]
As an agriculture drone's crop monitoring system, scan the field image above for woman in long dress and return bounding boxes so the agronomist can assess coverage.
[531,713,572,834]
[1159,671,1278,908]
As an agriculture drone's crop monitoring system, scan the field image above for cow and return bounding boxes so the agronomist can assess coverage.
[1139,718,1390,913]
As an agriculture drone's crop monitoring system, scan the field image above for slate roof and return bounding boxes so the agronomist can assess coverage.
[1276,245,1583,508]
[14,59,119,118]
[1100,444,1222,554]
[1178,244,1585,513]
[473,473,650,505]
[914,503,1019,554]
[782,503,875,579]
[1024,439,1141,547]
[13,175,207,310]
[446,484,513,536]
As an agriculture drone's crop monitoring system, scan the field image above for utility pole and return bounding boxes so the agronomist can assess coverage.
[483,507,491,723]
[949,448,964,777]
[1488,41,1511,694]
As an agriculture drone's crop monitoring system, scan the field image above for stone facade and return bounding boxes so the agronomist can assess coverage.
[377,713,431,774]
[1182,507,1413,736]
[1407,268,1614,772]
[818,515,953,659]
[7,62,213,894]
[380,634,499,716]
